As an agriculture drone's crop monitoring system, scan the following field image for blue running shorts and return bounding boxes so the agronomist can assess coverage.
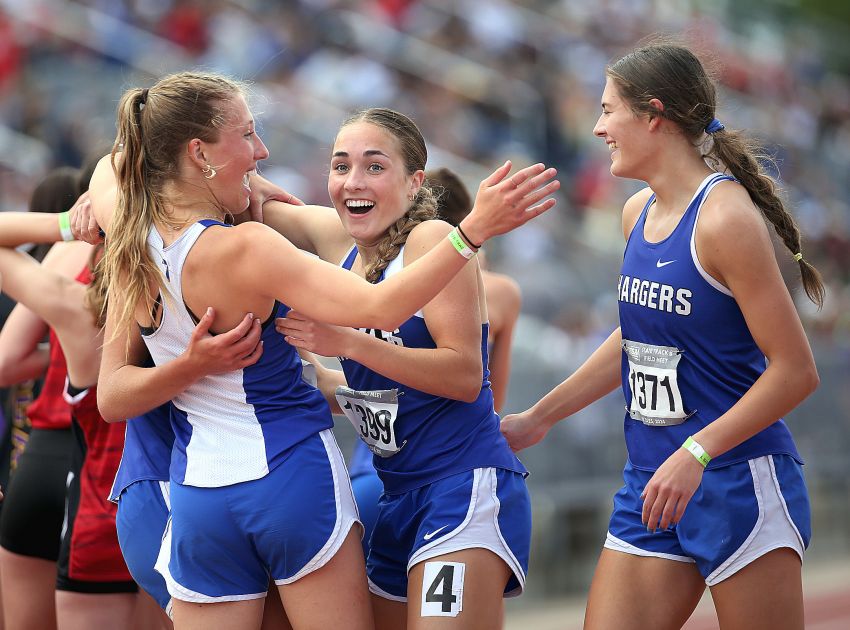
[368,467,531,601]
[605,454,810,585]
[156,429,359,602]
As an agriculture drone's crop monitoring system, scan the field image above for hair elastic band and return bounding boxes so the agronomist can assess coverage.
[456,223,481,249]
[793,252,803,262]
[705,118,725,134]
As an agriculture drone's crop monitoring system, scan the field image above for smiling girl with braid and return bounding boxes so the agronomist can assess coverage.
[501,42,821,630]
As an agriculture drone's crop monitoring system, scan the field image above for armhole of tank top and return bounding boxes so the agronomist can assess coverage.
[339,245,358,269]
[690,175,734,297]
[139,293,164,337]
[625,194,654,249]
[390,246,425,319]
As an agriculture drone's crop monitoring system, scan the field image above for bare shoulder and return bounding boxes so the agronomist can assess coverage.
[698,180,771,247]
[696,180,776,281]
[482,270,521,310]
[622,187,654,240]
[404,218,454,259]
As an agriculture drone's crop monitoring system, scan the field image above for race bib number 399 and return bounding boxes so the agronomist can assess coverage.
[622,339,688,426]
[335,386,404,457]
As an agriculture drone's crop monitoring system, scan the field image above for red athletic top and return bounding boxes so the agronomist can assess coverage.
[25,263,92,430]
[60,263,132,582]
[64,379,132,582]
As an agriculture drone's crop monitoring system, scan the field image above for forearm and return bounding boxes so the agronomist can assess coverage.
[0,213,63,248]
[369,239,472,331]
[693,359,818,459]
[345,333,483,402]
[98,355,202,421]
[0,345,48,386]
[313,363,347,414]
[528,327,622,427]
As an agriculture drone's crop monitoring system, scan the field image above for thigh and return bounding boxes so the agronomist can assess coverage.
[55,591,137,630]
[171,597,264,630]
[372,594,406,630]
[278,527,373,630]
[709,547,803,630]
[116,480,171,612]
[407,548,511,630]
[584,548,705,630]
[0,547,58,630]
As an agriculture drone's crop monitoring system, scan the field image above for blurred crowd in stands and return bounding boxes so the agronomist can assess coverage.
[0,0,848,494]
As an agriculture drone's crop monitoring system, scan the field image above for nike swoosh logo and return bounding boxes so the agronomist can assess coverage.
[656,259,676,268]
[423,525,450,541]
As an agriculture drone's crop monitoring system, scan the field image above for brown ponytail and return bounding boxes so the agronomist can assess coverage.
[707,130,824,307]
[101,72,244,347]
[364,187,438,283]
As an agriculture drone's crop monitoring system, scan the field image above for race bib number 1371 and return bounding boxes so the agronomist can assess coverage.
[622,339,689,426]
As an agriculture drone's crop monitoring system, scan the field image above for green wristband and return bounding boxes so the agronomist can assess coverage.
[448,228,476,260]
[58,211,74,242]
[682,436,711,467]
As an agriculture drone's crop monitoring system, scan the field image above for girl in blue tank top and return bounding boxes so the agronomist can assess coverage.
[267,109,542,629]
[501,43,823,630]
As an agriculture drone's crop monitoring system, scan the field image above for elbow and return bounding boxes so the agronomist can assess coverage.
[456,386,481,404]
[0,356,25,387]
[454,363,485,403]
[802,362,820,398]
[97,390,125,423]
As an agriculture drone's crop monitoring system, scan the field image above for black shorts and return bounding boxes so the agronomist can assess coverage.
[56,418,137,594]
[0,427,72,560]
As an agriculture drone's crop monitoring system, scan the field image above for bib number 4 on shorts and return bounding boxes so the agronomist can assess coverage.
[335,386,405,457]
[622,339,691,426]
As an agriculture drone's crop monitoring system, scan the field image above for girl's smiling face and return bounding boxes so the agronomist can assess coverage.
[328,121,423,246]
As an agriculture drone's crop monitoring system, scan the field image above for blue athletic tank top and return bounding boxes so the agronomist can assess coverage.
[339,244,526,494]
[618,173,801,471]
[348,440,374,480]
[109,401,173,502]
[142,220,333,487]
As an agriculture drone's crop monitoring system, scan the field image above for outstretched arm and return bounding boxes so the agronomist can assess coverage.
[0,247,101,388]
[243,162,558,332]
[500,328,623,452]
[277,221,486,402]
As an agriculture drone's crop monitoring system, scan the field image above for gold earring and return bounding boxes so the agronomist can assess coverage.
[202,164,217,180]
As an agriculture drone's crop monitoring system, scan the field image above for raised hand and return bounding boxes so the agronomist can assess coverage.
[460,161,560,246]
[245,172,306,223]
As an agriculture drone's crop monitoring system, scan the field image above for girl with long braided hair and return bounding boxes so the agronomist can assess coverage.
[270,108,536,630]
[501,41,821,630]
